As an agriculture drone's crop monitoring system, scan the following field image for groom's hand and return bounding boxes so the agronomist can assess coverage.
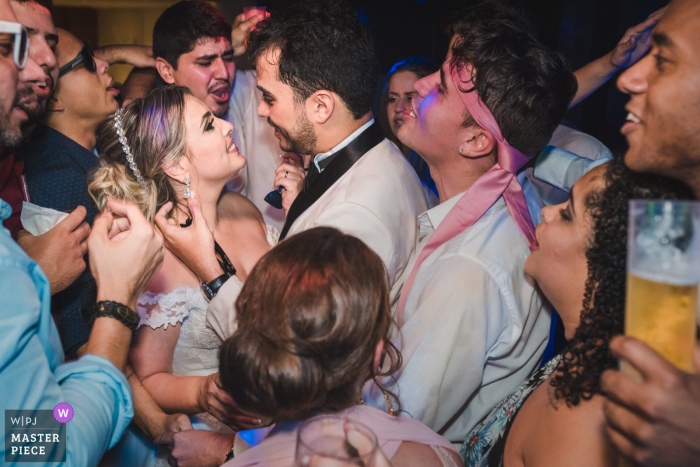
[154,192,223,283]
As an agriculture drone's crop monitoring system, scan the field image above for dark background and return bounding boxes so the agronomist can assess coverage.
[260,0,667,155]
[54,0,668,154]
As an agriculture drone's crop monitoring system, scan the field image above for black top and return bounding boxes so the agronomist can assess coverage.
[20,124,99,358]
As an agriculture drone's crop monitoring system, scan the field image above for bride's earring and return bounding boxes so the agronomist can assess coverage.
[183,177,191,199]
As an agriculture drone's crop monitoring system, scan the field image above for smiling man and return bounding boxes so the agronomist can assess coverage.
[599,1,700,465]
[363,9,578,446]
[241,0,427,305]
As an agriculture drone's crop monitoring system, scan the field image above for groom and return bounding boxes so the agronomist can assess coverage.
[157,0,427,336]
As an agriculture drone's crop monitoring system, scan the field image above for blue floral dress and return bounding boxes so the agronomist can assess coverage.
[460,355,562,467]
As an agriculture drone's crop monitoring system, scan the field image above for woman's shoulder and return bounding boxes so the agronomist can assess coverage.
[513,387,614,467]
[218,191,264,221]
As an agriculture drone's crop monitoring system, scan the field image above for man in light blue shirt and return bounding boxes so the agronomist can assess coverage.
[0,5,165,464]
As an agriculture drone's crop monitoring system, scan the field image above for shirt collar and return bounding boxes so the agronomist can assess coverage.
[418,190,506,239]
[314,118,375,173]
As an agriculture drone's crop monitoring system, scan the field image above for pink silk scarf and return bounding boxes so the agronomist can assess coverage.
[396,64,539,328]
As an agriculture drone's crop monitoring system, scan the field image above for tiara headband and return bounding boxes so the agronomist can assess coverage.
[114,109,147,189]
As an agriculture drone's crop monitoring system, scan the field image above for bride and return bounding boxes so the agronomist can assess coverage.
[89,86,274,466]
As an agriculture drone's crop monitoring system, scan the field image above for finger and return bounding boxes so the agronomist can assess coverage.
[177,416,193,432]
[605,422,643,464]
[106,198,150,231]
[186,192,205,227]
[282,152,304,167]
[154,202,175,233]
[609,336,681,383]
[89,211,114,246]
[345,422,375,454]
[694,343,700,372]
[79,238,89,256]
[154,431,176,447]
[239,15,261,31]
[108,217,131,240]
[603,397,653,446]
[275,178,301,193]
[72,222,91,243]
[230,413,262,426]
[59,205,88,232]
[600,368,650,416]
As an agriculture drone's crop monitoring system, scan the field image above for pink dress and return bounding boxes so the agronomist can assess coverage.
[226,405,459,466]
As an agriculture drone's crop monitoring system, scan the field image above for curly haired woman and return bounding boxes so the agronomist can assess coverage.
[461,157,694,467]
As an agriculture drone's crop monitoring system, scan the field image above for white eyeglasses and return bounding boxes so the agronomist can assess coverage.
[0,20,29,69]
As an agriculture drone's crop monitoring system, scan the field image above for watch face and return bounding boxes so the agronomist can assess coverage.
[200,284,214,301]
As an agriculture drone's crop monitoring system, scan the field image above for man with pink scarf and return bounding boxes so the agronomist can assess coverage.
[364,7,579,447]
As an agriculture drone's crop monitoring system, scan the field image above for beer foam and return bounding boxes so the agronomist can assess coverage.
[628,268,700,286]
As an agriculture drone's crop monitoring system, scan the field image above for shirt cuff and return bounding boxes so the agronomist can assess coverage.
[53,354,133,450]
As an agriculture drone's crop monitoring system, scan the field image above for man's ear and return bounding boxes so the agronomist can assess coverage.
[46,95,64,112]
[162,157,190,184]
[155,57,177,85]
[459,126,497,159]
[307,90,335,125]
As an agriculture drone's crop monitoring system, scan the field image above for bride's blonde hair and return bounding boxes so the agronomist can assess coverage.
[89,86,193,222]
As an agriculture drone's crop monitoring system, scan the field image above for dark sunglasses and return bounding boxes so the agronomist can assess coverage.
[58,45,96,78]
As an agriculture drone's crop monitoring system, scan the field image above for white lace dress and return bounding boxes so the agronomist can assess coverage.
[100,225,279,467]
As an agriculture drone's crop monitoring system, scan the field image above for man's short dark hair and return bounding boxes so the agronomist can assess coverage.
[247,0,379,120]
[12,0,53,11]
[153,0,231,70]
[446,1,577,157]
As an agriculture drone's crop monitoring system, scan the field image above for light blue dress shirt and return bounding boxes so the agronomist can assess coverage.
[0,198,133,467]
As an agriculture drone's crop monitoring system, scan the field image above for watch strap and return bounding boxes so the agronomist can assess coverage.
[201,272,231,301]
[81,301,139,333]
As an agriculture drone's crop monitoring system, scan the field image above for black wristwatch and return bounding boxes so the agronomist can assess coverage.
[81,301,140,333]
[200,273,232,301]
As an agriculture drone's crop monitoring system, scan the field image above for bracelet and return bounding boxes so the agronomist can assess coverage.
[81,301,140,333]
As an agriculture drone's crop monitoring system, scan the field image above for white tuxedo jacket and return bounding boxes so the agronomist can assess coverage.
[207,138,428,340]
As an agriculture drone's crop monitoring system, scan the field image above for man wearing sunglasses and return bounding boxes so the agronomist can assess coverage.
[0,2,168,467]
[11,0,57,128]
[18,27,118,360]
[0,17,28,147]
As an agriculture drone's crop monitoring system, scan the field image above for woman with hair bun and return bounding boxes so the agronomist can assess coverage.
[219,227,462,467]
[89,86,276,466]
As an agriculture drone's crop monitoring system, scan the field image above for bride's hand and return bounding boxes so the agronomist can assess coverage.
[274,153,306,215]
[155,192,223,283]
[198,373,262,431]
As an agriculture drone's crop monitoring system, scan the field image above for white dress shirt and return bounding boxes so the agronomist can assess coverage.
[312,118,375,172]
[364,177,550,447]
[225,70,286,231]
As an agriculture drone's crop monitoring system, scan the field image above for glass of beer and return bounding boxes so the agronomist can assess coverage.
[625,200,700,374]
[295,415,379,467]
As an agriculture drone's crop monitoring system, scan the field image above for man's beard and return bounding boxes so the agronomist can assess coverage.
[268,111,316,155]
[0,93,23,148]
